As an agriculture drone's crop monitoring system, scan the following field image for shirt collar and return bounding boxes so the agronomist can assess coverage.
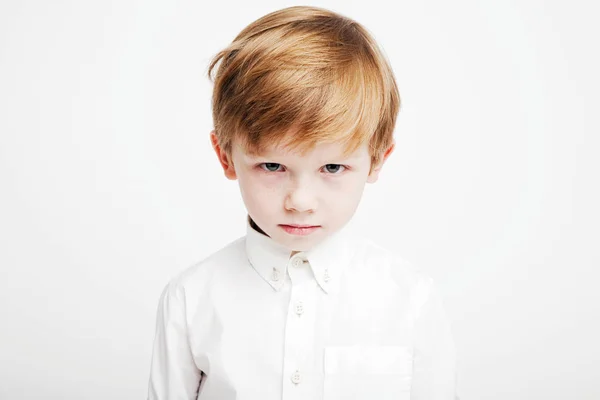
[244,215,355,294]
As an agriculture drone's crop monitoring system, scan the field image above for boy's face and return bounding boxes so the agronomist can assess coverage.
[211,130,394,253]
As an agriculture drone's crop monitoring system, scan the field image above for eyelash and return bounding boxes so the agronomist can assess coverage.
[258,163,348,175]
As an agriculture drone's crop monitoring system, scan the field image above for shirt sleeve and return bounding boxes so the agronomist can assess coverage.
[147,280,202,400]
[410,276,458,400]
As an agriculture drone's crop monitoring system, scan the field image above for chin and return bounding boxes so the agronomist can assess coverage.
[277,232,323,251]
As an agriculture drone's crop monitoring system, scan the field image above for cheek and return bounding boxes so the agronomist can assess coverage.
[323,177,366,207]
[238,172,282,208]
[325,173,366,191]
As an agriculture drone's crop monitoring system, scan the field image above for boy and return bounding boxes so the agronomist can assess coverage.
[148,6,457,400]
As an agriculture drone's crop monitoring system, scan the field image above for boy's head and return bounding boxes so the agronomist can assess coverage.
[208,6,400,252]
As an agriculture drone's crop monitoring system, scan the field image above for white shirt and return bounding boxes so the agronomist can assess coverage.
[148,217,457,400]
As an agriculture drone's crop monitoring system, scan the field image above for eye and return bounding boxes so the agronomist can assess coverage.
[322,164,346,174]
[259,162,283,172]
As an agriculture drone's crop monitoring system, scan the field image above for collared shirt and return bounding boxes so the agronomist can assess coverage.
[148,216,457,400]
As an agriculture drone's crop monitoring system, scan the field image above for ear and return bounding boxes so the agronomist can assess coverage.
[210,130,238,180]
[367,141,395,184]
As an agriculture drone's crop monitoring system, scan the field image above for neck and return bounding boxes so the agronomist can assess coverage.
[249,215,300,258]
[248,215,269,236]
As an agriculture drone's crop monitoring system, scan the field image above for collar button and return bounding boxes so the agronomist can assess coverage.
[271,268,280,282]
[292,257,303,268]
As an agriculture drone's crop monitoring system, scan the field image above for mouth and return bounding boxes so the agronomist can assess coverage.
[283,224,320,228]
[279,224,321,236]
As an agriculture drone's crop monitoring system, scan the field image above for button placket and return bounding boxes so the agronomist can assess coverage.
[282,257,316,397]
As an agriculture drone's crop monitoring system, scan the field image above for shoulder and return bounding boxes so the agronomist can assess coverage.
[160,234,247,300]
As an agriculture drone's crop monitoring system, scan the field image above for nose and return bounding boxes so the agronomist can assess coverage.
[284,178,317,213]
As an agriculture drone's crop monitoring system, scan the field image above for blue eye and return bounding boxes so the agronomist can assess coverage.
[259,163,283,172]
[258,163,346,174]
[323,164,346,174]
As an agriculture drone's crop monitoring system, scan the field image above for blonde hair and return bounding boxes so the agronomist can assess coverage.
[207,6,400,170]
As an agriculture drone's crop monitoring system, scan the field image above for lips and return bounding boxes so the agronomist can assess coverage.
[282,224,320,228]
[279,224,321,236]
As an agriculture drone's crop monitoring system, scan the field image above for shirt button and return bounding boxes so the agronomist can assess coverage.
[323,270,331,282]
[271,269,280,282]
[295,301,304,315]
[292,258,303,268]
[291,370,302,384]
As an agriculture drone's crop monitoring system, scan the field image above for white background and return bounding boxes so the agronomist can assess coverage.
[1,1,598,399]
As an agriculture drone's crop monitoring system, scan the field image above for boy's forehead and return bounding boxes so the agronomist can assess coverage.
[230,121,371,159]
[240,139,363,160]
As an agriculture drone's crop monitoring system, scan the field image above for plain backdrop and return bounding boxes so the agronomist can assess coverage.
[1,1,598,399]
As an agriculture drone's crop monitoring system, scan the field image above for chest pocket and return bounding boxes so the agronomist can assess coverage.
[323,346,413,400]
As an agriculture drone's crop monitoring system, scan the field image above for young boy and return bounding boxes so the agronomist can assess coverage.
[148,6,457,400]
